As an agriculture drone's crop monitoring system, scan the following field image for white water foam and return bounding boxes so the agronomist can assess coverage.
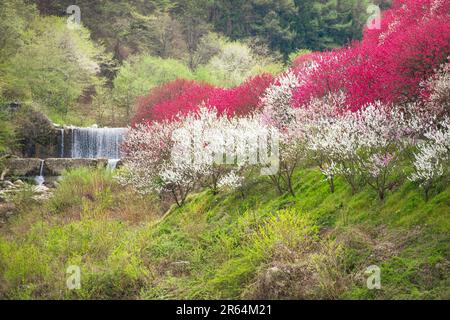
[34,159,45,186]
[71,128,127,159]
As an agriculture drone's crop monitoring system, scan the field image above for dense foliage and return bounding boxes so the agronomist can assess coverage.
[0,0,449,301]
[291,0,450,110]
[122,0,450,206]
[0,1,107,123]
[132,74,274,124]
[0,0,395,126]
[34,0,380,59]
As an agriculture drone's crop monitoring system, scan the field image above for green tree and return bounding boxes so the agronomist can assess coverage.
[33,0,178,61]
[32,0,382,59]
[1,16,106,119]
[169,0,213,68]
[112,55,194,121]
[293,0,371,50]
[0,109,15,155]
[0,0,38,65]
[209,0,297,57]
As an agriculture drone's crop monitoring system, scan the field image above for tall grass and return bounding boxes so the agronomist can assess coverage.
[0,167,448,299]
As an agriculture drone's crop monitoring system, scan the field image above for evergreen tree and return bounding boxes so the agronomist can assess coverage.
[293,0,370,51]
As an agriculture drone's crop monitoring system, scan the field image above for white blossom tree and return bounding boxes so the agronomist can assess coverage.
[409,117,450,200]
[303,100,427,198]
[355,103,427,200]
[118,120,200,207]
[260,70,302,196]
[120,106,278,206]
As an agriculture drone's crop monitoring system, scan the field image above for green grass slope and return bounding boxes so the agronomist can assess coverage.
[0,168,448,299]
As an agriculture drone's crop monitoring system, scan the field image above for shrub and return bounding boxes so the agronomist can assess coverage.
[0,240,53,299]
[47,168,115,214]
[133,79,216,124]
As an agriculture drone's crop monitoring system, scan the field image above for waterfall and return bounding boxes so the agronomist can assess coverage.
[107,159,120,171]
[34,160,45,186]
[71,128,127,159]
[60,129,65,158]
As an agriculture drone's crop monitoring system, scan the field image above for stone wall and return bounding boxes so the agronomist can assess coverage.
[4,158,108,178]
[16,108,61,158]
[2,158,43,177]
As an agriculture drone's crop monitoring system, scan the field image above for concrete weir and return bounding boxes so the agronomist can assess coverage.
[4,125,127,184]
[4,158,110,178]
[70,127,127,159]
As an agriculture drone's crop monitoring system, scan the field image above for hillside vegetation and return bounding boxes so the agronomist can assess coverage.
[0,0,448,301]
[1,0,382,127]
[0,167,448,299]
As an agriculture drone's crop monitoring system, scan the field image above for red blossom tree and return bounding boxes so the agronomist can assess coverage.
[133,0,449,124]
[208,74,275,116]
[132,79,216,125]
[132,74,274,125]
[292,0,450,111]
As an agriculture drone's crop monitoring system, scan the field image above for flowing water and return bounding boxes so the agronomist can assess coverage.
[107,159,121,171]
[34,159,45,186]
[71,128,127,159]
[60,129,64,158]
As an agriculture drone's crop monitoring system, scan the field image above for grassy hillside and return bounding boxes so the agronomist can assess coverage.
[0,167,448,299]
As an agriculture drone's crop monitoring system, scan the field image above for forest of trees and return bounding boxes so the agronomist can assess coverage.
[34,0,390,59]
[0,0,391,131]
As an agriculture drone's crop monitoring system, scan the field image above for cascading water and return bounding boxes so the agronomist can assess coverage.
[60,129,65,158]
[71,128,127,159]
[34,160,45,186]
[107,159,120,171]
